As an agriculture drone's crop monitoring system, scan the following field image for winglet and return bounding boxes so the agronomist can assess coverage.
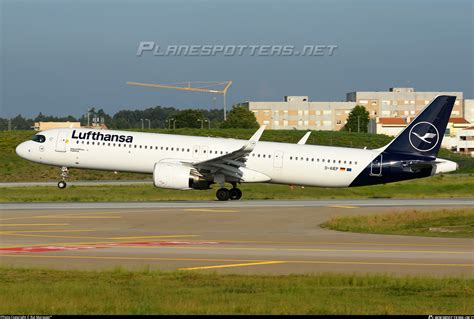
[297,131,311,145]
[243,125,266,151]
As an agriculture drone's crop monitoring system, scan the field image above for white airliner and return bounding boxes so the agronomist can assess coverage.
[16,95,458,201]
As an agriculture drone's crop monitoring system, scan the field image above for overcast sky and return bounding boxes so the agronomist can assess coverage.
[1,0,472,118]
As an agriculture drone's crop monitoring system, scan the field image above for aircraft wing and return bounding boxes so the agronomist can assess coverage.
[191,126,266,181]
[297,131,311,145]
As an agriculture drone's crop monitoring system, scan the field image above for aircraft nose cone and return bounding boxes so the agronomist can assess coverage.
[15,142,29,159]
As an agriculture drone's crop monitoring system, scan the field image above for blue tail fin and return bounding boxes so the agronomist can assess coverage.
[384,95,456,158]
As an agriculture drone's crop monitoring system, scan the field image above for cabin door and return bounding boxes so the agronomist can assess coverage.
[273,150,284,168]
[370,154,383,176]
[55,131,68,152]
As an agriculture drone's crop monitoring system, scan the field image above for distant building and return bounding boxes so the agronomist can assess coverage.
[464,99,474,124]
[245,96,356,131]
[369,116,470,140]
[370,117,407,136]
[456,126,474,157]
[34,122,81,131]
[446,117,471,137]
[346,87,464,119]
[246,87,466,131]
[442,118,471,150]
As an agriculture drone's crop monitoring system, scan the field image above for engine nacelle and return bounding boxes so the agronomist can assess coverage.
[153,162,204,190]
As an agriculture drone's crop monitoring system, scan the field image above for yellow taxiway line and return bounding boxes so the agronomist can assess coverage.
[110,235,199,240]
[0,229,95,233]
[35,216,122,219]
[113,245,471,255]
[203,239,474,248]
[179,261,287,271]
[0,211,122,222]
[184,209,239,213]
[0,223,70,227]
[0,254,472,268]
[0,232,199,240]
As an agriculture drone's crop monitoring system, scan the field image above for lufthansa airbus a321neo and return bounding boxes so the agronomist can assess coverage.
[16,95,458,201]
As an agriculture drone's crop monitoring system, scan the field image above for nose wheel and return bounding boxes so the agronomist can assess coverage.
[216,187,242,201]
[58,167,69,189]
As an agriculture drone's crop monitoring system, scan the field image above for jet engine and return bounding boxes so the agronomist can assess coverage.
[153,162,208,190]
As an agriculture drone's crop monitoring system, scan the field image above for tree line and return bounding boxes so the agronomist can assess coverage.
[0,104,259,130]
[1,104,370,132]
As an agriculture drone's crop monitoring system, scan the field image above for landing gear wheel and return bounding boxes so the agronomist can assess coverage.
[216,188,230,201]
[229,188,242,200]
[58,167,69,190]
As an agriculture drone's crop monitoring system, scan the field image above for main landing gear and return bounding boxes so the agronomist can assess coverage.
[216,184,243,201]
[58,166,69,189]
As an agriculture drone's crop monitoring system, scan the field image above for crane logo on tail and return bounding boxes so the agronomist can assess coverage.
[412,132,437,144]
[408,122,439,152]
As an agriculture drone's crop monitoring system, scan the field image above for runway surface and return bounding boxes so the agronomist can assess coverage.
[0,199,473,276]
[0,180,151,188]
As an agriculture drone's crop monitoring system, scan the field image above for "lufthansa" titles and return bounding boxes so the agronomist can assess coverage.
[71,130,133,143]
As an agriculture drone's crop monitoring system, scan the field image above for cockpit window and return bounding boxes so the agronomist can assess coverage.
[31,135,46,143]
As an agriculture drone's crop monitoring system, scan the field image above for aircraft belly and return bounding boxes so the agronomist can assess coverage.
[270,166,354,187]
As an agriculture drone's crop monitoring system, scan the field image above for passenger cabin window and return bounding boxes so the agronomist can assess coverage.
[31,135,46,143]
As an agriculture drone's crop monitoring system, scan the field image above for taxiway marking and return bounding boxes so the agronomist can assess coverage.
[179,261,287,271]
[132,245,471,255]
[110,235,199,240]
[0,223,70,227]
[184,209,239,213]
[202,239,474,248]
[0,229,95,233]
[0,211,124,222]
[35,216,122,219]
[0,254,472,268]
[0,233,198,240]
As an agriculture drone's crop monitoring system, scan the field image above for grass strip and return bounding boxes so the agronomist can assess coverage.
[321,208,474,238]
[0,267,472,314]
[0,175,473,202]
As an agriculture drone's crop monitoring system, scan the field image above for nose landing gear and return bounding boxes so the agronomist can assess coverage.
[58,167,69,189]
